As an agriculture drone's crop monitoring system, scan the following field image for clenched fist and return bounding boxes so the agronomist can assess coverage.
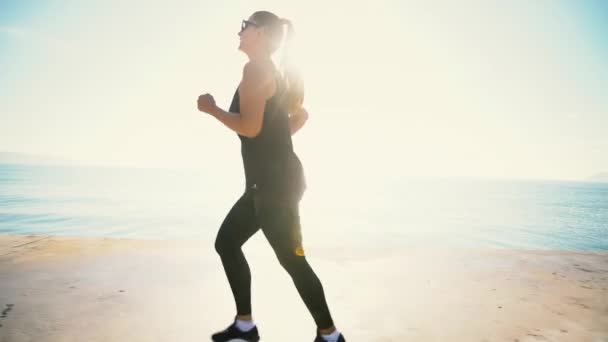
[197,93,217,115]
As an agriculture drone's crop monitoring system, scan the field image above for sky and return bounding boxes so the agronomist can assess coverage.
[1,0,607,181]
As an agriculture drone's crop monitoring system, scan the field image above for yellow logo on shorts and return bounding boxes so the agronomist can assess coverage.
[294,246,305,256]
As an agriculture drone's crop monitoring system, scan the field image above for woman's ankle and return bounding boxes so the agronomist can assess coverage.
[318,325,336,335]
[236,314,253,321]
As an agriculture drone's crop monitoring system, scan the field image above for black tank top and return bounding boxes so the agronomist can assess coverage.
[228,70,306,200]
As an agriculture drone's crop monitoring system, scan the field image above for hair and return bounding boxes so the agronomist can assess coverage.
[252,11,304,111]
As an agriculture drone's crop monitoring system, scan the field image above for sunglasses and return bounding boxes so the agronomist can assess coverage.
[241,19,259,32]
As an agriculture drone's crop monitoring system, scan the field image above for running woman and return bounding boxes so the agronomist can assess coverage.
[197,10,346,342]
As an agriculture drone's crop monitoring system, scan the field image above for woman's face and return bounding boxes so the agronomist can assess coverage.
[238,15,264,53]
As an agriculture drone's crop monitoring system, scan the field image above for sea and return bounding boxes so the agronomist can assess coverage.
[1,163,606,250]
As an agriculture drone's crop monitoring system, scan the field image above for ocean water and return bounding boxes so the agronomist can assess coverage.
[0,163,607,250]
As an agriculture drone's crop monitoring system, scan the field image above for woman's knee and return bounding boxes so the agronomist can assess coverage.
[276,250,308,275]
[215,234,236,256]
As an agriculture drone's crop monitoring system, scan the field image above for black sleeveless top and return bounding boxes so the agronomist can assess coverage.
[228,70,306,201]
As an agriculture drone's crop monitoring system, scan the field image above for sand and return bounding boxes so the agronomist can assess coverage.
[0,233,607,342]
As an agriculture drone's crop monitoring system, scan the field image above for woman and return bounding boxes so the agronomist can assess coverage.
[197,10,346,342]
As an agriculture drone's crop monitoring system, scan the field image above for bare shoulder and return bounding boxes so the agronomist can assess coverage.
[242,61,274,83]
[240,61,275,98]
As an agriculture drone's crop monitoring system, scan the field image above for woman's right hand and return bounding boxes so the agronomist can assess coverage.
[197,93,218,115]
[288,105,308,135]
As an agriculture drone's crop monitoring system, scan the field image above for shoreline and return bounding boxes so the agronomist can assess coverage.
[0,233,607,341]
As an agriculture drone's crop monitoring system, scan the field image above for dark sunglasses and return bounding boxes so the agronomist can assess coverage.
[241,19,259,32]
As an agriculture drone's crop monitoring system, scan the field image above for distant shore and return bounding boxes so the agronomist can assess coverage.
[0,233,607,341]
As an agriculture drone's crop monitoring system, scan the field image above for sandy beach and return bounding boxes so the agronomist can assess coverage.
[0,233,607,342]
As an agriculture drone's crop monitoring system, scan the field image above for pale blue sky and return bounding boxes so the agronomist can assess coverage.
[1,0,607,181]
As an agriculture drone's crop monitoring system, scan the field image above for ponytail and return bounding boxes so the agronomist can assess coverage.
[279,18,304,112]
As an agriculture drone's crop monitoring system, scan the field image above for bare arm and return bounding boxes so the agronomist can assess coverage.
[205,62,274,138]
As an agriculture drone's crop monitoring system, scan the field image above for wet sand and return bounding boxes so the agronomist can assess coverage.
[0,233,607,341]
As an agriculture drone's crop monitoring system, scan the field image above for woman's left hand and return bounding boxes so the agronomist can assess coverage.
[197,93,217,115]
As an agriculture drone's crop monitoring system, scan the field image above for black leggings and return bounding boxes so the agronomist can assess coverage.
[214,188,334,329]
